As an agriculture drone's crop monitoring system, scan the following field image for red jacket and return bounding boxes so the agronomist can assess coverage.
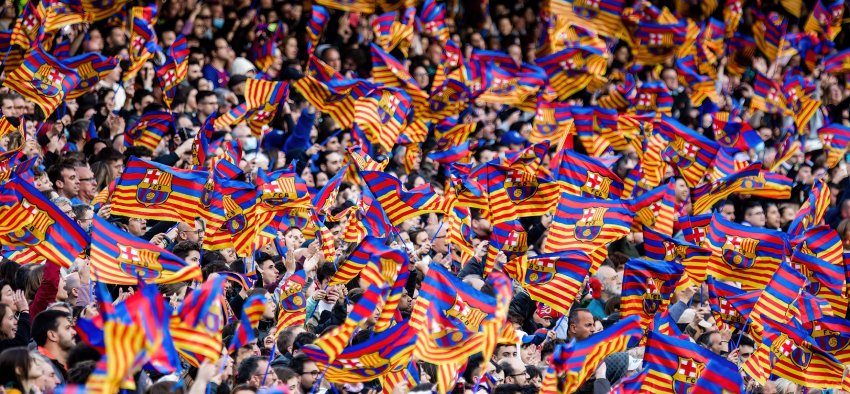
[30,262,60,323]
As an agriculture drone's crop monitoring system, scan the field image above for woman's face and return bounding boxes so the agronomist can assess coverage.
[285,37,298,59]
[765,204,781,229]
[284,229,305,249]
[414,231,429,248]
[0,285,14,310]
[1,306,16,338]
[260,259,278,284]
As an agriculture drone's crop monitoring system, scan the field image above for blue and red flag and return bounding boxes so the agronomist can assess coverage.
[124,111,172,151]
[419,0,449,43]
[621,258,684,329]
[506,251,591,315]
[191,113,216,170]
[543,194,633,267]
[704,214,789,290]
[705,276,759,331]
[556,149,624,199]
[64,52,117,100]
[90,215,201,285]
[658,114,720,187]
[643,227,711,283]
[306,5,329,52]
[228,293,267,352]
[823,48,850,75]
[110,157,208,224]
[360,170,449,226]
[0,176,87,268]
[817,123,850,168]
[156,35,189,109]
[643,330,739,393]
[805,316,850,364]
[4,46,81,118]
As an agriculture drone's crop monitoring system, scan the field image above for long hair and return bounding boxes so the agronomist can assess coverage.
[0,347,34,391]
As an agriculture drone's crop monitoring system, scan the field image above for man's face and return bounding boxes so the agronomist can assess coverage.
[505,358,528,385]
[323,153,343,174]
[53,317,76,351]
[127,217,147,236]
[56,275,68,301]
[58,168,80,197]
[739,345,754,364]
[662,69,679,91]
[569,310,595,341]
[720,203,735,221]
[494,344,517,363]
[707,332,724,354]
[1,99,14,116]
[674,179,689,203]
[745,206,766,227]
[299,361,320,390]
[75,165,96,199]
[260,260,278,283]
[110,159,124,178]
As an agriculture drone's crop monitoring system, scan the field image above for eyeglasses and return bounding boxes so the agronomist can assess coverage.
[79,178,94,183]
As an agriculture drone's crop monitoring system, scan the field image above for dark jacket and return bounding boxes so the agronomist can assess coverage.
[0,312,30,353]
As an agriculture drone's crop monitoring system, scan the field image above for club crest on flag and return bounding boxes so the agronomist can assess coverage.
[721,235,758,269]
[31,65,65,97]
[200,179,213,208]
[575,206,607,242]
[117,243,163,280]
[717,297,745,324]
[429,85,464,112]
[504,230,528,253]
[572,0,601,18]
[534,107,556,134]
[581,171,614,198]
[642,277,664,314]
[8,199,54,245]
[811,323,850,353]
[505,168,538,202]
[667,137,699,169]
[445,294,488,331]
[262,178,297,206]
[279,281,304,311]
[527,257,556,284]
[136,168,173,206]
[76,62,97,90]
[662,241,688,261]
[222,195,246,235]
[377,92,401,123]
[490,79,517,95]
[672,357,704,393]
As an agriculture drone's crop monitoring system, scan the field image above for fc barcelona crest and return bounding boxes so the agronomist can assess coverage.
[721,235,758,269]
[505,168,538,202]
[666,137,699,169]
[222,195,246,235]
[575,206,606,242]
[136,168,173,206]
[378,91,402,124]
[8,199,54,246]
[581,171,614,198]
[642,277,664,315]
[117,244,162,280]
[672,357,704,394]
[200,178,214,208]
[812,324,850,353]
[30,65,63,97]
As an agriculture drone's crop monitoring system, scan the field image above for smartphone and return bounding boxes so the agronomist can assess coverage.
[698,320,713,330]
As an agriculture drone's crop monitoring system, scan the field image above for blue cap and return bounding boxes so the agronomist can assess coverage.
[500,130,526,146]
[521,328,548,345]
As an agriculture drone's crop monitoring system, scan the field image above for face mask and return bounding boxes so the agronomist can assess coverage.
[212,18,224,29]
[242,136,258,152]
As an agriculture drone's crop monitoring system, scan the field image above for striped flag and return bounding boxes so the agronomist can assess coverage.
[203,177,260,257]
[823,48,850,75]
[314,284,388,363]
[306,5,329,52]
[705,276,759,331]
[543,194,633,267]
[82,0,128,21]
[4,46,81,118]
[691,359,745,394]
[505,251,591,315]
[621,258,684,329]
[542,315,642,393]
[748,261,806,339]
[109,157,208,224]
[64,52,117,100]
[275,270,306,333]
[555,149,624,199]
[643,227,711,283]
[352,87,412,154]
[315,0,375,13]
[704,214,789,290]
[38,0,92,33]
[805,316,850,364]
[171,275,227,367]
[643,330,739,393]
[360,170,449,226]
[228,293,267,352]
[0,177,87,268]
[191,114,216,170]
[547,0,629,41]
[817,123,850,168]
[805,0,844,39]
[753,11,787,62]
[751,72,790,115]
[125,6,159,82]
[628,181,675,237]
[531,100,573,145]
[420,0,449,43]
[156,35,189,109]
[689,163,762,215]
[658,114,720,188]
[536,46,607,100]
[788,179,831,238]
[124,111,172,151]
[91,216,201,285]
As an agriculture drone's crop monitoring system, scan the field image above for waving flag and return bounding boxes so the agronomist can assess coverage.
[156,35,189,109]
[805,0,844,39]
[126,6,158,82]
[823,48,850,75]
[215,78,289,137]
[806,317,850,364]
[548,0,628,40]
[171,275,227,367]
[789,179,831,238]
[191,114,216,170]
[420,0,449,43]
[275,270,306,332]
[506,251,591,315]
[4,47,81,118]
[306,5,329,51]
[361,170,449,225]
[748,261,806,338]
[124,111,172,151]
[643,330,737,394]
[706,276,759,331]
[0,177,87,268]
[742,318,847,390]
[371,43,428,111]
[691,359,745,394]
[628,182,676,236]
[411,263,498,365]
[428,123,476,164]
[644,227,711,283]
[228,293,267,352]
[11,1,43,48]
[65,53,117,100]
[257,165,311,212]
[704,214,789,290]
[753,11,787,62]
[531,101,573,145]
[352,87,412,154]
[542,316,642,393]
[791,227,847,316]
[621,258,684,329]
[634,19,688,65]
[556,149,624,199]
[314,284,388,363]
[658,115,720,187]
[204,177,260,257]
[751,72,790,115]
[303,320,416,383]
[543,194,633,266]
[91,216,201,285]
[690,163,762,215]
[110,157,208,224]
[817,123,850,168]
[359,243,409,332]
[82,0,128,21]
[536,46,607,100]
